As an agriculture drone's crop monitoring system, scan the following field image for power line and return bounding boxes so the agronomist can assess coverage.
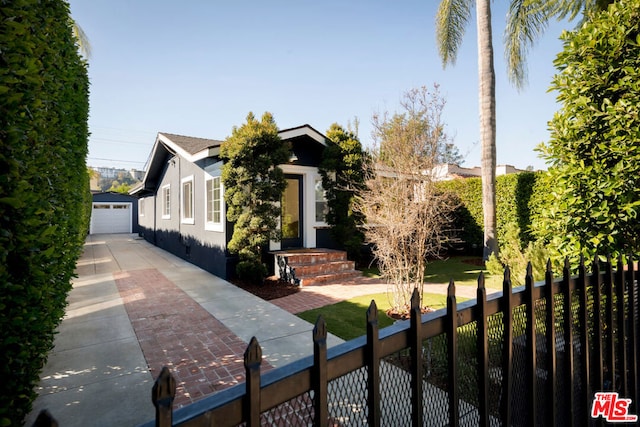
[90,136,151,145]
[87,157,146,165]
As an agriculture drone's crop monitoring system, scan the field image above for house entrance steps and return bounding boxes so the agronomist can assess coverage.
[272,248,362,286]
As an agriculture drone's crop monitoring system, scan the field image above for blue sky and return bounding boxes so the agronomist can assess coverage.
[69,0,573,171]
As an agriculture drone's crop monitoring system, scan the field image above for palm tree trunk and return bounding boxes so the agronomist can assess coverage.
[476,0,497,259]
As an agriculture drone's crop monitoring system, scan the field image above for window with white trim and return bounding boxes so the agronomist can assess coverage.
[139,198,145,217]
[205,175,223,231]
[315,178,328,222]
[181,176,194,224]
[161,185,171,219]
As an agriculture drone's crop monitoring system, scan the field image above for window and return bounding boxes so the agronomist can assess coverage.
[139,199,145,217]
[205,175,223,231]
[161,185,171,219]
[315,178,328,222]
[181,176,194,224]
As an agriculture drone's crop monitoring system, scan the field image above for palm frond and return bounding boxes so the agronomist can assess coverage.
[504,0,551,89]
[72,21,92,59]
[436,0,473,67]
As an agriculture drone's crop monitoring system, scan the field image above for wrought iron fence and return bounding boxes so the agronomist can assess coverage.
[138,255,639,427]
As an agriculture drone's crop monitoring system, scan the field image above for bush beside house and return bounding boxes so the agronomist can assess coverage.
[438,172,540,254]
[0,1,90,424]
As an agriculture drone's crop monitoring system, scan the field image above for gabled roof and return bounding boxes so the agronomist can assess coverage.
[157,132,223,161]
[131,125,328,196]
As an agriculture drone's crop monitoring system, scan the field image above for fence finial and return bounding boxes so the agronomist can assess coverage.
[367,300,378,323]
[313,316,327,343]
[152,366,176,427]
[411,287,420,310]
[447,278,455,297]
[477,271,485,290]
[244,337,262,368]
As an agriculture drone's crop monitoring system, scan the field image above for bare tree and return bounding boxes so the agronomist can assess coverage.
[356,86,456,314]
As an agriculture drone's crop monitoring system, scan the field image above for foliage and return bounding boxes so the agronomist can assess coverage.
[485,223,548,286]
[0,1,90,424]
[108,181,134,194]
[424,256,502,289]
[318,124,366,263]
[437,171,540,253]
[436,0,498,259]
[533,0,640,267]
[220,112,290,283]
[296,292,458,341]
[355,86,456,313]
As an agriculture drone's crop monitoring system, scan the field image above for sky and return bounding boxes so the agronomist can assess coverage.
[69,0,574,172]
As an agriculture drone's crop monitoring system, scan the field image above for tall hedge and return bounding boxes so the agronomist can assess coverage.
[0,1,90,424]
[533,0,640,266]
[437,172,539,253]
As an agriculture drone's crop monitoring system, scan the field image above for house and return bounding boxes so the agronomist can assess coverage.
[131,125,335,280]
[431,163,528,181]
[90,191,140,235]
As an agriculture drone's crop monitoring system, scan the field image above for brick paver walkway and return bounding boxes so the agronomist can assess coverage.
[271,277,391,313]
[114,269,271,408]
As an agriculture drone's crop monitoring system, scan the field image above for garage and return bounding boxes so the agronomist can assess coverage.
[90,203,131,234]
[90,192,140,235]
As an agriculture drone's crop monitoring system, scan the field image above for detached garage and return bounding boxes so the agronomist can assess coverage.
[90,192,140,235]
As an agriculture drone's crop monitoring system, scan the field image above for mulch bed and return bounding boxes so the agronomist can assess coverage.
[231,276,300,300]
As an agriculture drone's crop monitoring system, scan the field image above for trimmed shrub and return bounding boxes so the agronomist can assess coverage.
[533,0,640,266]
[318,124,366,264]
[0,1,90,424]
[220,112,290,283]
[437,171,540,253]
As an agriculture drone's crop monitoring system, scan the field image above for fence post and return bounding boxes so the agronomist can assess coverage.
[409,288,423,427]
[313,316,328,426]
[544,259,557,427]
[561,258,575,426]
[577,255,591,423]
[604,255,615,391]
[446,280,459,427]
[592,254,604,394]
[244,337,262,427]
[366,300,381,427]
[152,367,176,427]
[501,267,514,426]
[628,256,639,413]
[524,262,537,427]
[616,256,627,397]
[476,273,489,427]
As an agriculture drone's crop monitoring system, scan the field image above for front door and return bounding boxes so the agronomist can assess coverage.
[281,174,303,249]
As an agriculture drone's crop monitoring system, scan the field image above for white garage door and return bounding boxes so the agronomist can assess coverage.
[90,203,132,234]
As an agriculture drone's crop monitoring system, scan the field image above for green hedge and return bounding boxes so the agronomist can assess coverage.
[0,1,90,424]
[437,172,540,253]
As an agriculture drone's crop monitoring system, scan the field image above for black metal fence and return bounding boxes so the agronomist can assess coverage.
[142,256,639,427]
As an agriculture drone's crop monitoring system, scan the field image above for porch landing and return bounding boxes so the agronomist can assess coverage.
[271,248,362,286]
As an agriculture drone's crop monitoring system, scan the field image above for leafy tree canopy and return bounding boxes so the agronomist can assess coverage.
[319,124,366,262]
[220,112,290,282]
[533,0,640,266]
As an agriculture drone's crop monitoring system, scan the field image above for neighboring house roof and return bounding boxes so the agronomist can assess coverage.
[131,124,329,196]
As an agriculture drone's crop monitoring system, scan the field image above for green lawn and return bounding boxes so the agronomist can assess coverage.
[298,292,467,341]
[362,256,502,289]
[424,256,503,289]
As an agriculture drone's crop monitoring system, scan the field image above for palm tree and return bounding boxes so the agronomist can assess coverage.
[436,0,613,260]
[437,0,497,259]
[71,21,91,58]
[504,0,614,89]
